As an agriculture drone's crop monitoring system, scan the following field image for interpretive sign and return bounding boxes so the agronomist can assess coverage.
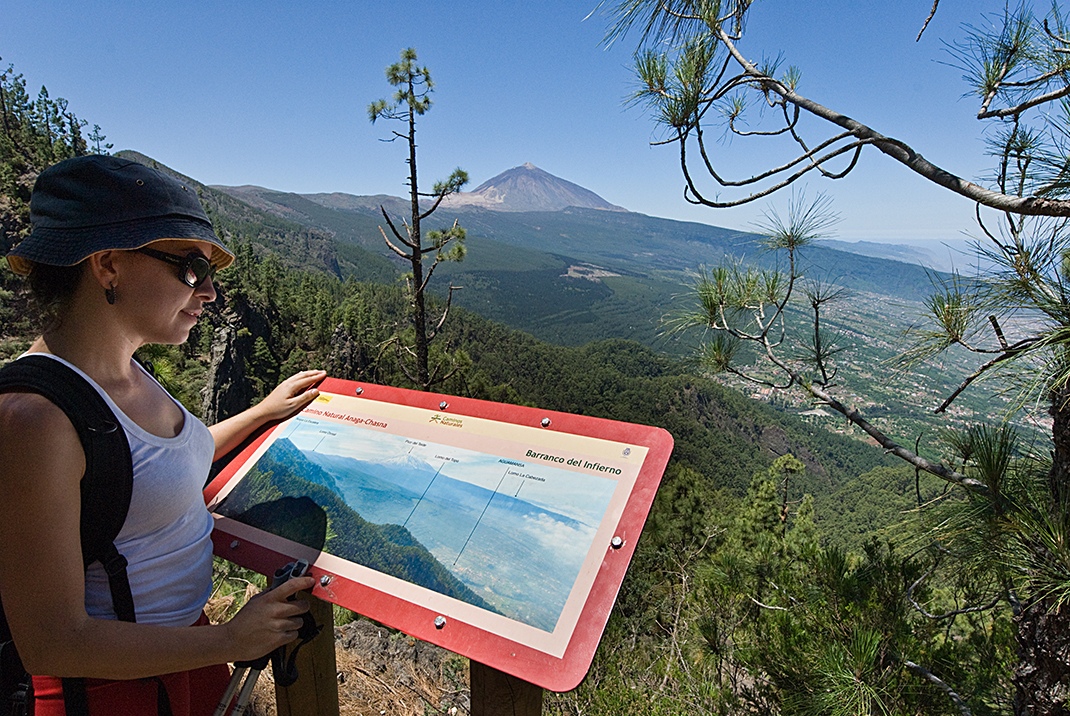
[204,377,673,692]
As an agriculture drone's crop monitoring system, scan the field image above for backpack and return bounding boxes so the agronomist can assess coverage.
[0,355,136,716]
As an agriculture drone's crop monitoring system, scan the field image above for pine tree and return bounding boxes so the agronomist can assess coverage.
[609,3,1070,709]
[368,48,468,391]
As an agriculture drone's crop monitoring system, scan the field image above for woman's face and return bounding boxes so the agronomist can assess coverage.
[112,239,218,346]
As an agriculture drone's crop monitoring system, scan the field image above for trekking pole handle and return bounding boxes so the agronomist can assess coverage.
[232,558,312,670]
[272,559,311,589]
[216,559,315,716]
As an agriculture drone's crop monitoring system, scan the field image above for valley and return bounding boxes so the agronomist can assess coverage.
[214,162,1042,452]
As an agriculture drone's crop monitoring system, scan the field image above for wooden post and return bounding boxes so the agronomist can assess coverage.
[275,595,339,716]
[469,661,544,716]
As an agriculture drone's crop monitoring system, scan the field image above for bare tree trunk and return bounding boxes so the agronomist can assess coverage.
[406,96,429,391]
[1050,387,1070,508]
[1014,390,1070,715]
[411,252,428,390]
[1014,597,1070,716]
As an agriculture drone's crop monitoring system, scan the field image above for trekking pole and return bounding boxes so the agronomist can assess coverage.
[213,559,311,716]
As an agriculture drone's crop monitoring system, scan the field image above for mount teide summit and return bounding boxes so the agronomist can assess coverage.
[441,163,627,213]
[234,163,627,216]
[210,161,944,304]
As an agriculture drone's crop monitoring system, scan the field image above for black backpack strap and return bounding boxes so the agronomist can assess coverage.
[59,557,143,716]
[152,677,174,716]
[60,679,89,715]
[59,676,173,716]
[0,599,32,716]
[0,355,134,572]
[100,544,136,625]
[0,355,139,716]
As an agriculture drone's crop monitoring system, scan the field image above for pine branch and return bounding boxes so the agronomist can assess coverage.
[904,661,973,716]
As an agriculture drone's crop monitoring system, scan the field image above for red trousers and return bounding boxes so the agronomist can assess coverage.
[31,614,231,716]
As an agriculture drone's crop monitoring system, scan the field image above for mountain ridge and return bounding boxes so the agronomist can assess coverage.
[208,167,954,353]
[442,162,627,213]
[211,165,957,284]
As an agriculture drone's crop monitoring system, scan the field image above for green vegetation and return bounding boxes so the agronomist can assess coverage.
[548,457,1014,714]
[182,232,1016,713]
[0,58,106,351]
[0,58,99,250]
[608,0,1070,711]
[0,53,1028,714]
[217,179,1022,446]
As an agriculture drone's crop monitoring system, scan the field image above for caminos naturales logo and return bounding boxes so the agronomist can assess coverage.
[429,414,464,428]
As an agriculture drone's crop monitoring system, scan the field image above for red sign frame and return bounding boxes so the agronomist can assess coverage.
[204,377,672,692]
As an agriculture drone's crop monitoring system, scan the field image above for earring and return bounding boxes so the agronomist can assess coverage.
[105,285,116,305]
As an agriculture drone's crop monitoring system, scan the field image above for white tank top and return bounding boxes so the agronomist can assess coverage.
[35,354,215,627]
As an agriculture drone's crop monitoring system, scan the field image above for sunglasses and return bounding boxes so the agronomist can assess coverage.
[137,247,217,288]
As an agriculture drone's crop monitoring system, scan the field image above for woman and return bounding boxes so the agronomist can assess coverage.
[0,155,324,715]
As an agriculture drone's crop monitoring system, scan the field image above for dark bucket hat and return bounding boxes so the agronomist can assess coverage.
[5,154,234,276]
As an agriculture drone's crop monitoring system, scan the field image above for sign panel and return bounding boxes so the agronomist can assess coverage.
[204,377,672,691]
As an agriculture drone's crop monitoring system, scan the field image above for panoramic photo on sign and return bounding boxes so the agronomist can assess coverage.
[204,377,673,691]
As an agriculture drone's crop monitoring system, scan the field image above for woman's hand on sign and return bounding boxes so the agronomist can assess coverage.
[224,575,317,661]
[209,369,326,460]
[257,370,327,422]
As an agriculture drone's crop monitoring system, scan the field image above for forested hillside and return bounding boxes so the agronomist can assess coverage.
[0,68,1018,713]
[150,157,1015,713]
[214,175,1024,450]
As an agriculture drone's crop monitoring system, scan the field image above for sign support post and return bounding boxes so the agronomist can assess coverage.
[275,595,340,716]
[470,661,544,716]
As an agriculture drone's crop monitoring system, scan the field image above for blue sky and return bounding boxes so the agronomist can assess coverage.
[3,1,1012,242]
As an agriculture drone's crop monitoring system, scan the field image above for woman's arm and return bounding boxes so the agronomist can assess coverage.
[208,370,326,461]
[0,392,315,679]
